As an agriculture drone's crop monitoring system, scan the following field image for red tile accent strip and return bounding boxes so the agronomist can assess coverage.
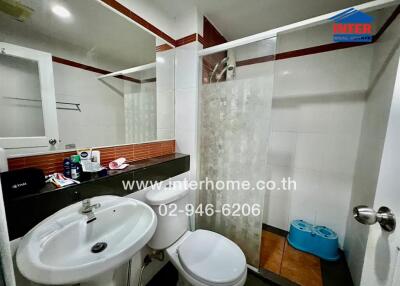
[235,42,367,67]
[118,75,141,83]
[276,42,368,61]
[203,17,227,48]
[7,140,176,175]
[175,33,198,47]
[156,44,174,52]
[52,56,141,83]
[198,34,206,46]
[141,77,157,83]
[100,0,176,46]
[236,55,276,67]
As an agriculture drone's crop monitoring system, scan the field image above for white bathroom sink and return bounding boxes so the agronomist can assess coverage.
[16,195,157,285]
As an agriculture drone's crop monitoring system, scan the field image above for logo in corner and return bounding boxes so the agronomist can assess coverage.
[330,8,373,43]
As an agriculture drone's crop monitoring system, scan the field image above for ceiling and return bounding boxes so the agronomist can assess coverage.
[0,0,156,70]
[152,0,374,40]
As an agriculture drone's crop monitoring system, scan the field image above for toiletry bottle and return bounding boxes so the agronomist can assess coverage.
[70,155,81,180]
[63,158,71,178]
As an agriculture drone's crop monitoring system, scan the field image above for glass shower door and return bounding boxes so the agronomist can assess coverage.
[198,37,276,267]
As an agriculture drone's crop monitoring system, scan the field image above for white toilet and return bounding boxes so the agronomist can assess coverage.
[145,184,247,286]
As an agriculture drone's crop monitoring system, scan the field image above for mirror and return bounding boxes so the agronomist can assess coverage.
[0,0,175,156]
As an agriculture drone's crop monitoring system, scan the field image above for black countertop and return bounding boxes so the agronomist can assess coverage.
[3,153,190,240]
[9,153,189,202]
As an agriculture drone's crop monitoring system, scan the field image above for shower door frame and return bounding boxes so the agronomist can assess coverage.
[198,0,399,58]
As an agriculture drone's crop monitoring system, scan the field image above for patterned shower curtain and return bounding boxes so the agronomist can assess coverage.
[124,81,157,143]
[198,76,273,267]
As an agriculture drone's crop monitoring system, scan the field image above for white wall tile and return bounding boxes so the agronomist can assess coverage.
[271,100,299,132]
[315,172,354,245]
[290,169,322,225]
[156,49,175,92]
[175,43,200,90]
[322,133,360,175]
[54,63,126,149]
[268,131,297,167]
[175,88,197,133]
[294,133,329,171]
[157,90,175,130]
[329,94,365,134]
[263,165,294,229]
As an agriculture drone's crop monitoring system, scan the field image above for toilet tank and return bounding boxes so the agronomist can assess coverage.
[145,183,190,250]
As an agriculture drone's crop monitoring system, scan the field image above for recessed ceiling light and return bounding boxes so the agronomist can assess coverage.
[51,5,71,18]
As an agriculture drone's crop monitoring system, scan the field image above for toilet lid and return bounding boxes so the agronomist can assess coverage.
[145,183,189,205]
[177,230,246,285]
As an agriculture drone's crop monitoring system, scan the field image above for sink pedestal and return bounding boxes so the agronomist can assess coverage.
[81,270,116,286]
[16,196,157,286]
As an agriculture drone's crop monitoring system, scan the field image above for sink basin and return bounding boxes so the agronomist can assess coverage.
[17,196,157,285]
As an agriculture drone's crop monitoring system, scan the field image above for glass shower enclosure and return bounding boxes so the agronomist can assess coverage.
[197,37,277,267]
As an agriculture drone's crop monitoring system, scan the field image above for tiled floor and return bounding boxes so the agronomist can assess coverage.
[260,230,323,286]
[260,231,285,274]
[147,262,275,286]
[148,230,352,286]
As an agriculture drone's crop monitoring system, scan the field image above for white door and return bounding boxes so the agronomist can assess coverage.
[0,42,59,153]
[359,56,400,286]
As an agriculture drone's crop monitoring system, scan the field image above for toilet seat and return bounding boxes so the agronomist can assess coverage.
[167,230,247,286]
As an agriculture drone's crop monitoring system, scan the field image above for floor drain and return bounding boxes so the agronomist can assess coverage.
[91,242,107,253]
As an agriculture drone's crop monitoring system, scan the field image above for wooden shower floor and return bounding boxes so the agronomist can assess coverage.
[260,230,323,286]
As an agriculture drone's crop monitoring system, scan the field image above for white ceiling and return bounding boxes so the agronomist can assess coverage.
[152,0,374,40]
[0,0,156,69]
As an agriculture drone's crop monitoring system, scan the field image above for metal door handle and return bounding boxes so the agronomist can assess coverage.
[353,205,396,232]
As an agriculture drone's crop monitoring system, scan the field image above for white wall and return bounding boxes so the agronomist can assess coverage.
[344,9,400,286]
[156,41,176,140]
[54,63,126,149]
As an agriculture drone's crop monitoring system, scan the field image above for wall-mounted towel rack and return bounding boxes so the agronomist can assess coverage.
[3,96,81,112]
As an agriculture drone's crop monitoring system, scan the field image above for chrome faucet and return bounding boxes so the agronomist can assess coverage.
[80,199,101,223]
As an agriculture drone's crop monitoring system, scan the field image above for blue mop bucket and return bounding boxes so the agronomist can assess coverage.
[288,220,340,261]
